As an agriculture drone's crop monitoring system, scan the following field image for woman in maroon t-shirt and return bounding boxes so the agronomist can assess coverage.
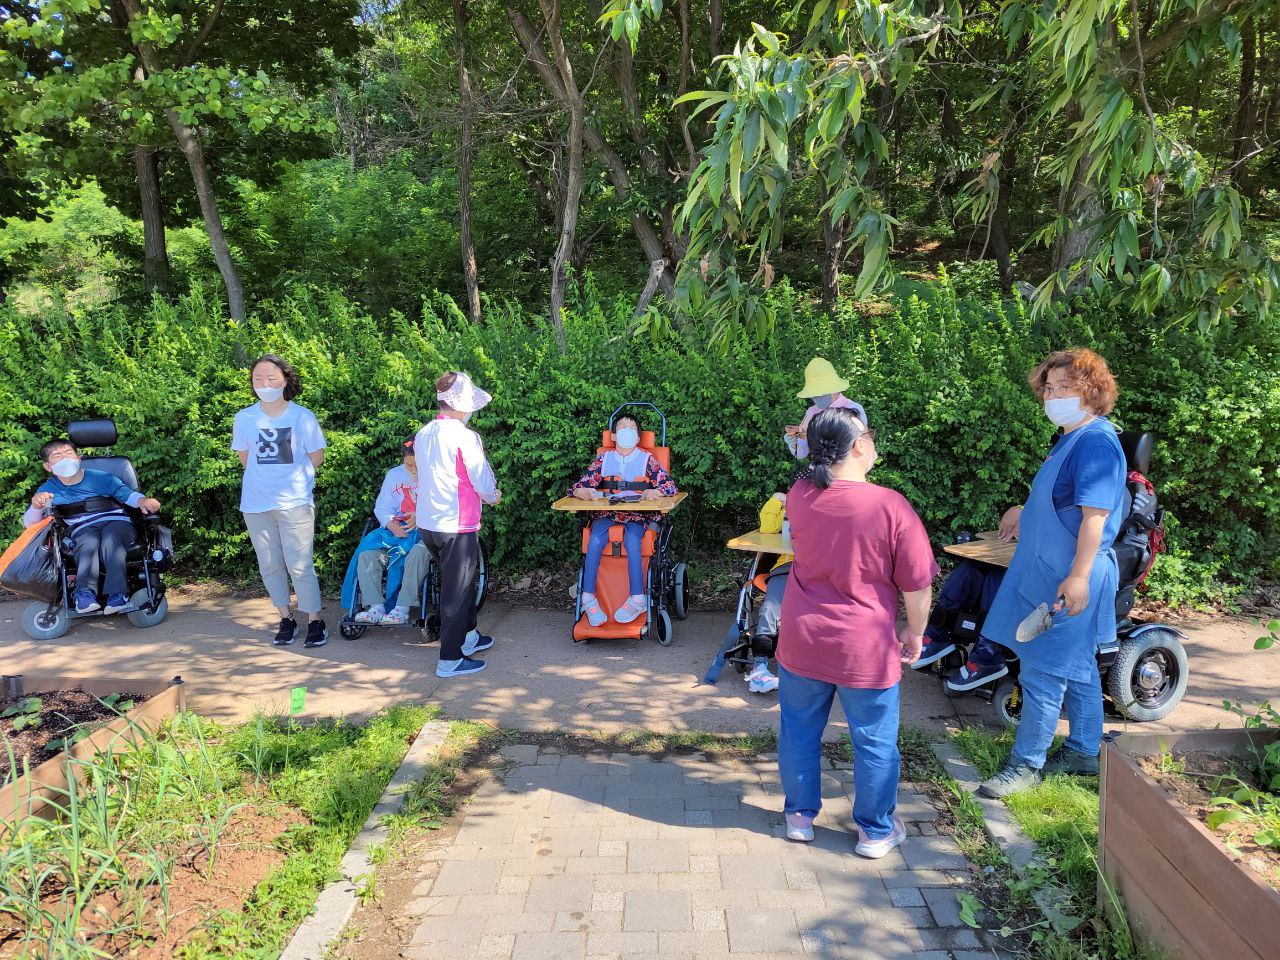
[776,407,938,858]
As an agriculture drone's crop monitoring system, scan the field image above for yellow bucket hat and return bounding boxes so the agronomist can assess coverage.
[796,357,849,399]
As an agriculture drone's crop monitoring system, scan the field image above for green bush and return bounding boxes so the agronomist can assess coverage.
[0,275,1275,606]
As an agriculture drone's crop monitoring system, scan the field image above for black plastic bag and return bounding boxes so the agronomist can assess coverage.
[0,519,60,603]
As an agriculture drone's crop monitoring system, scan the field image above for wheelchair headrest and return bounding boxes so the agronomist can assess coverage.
[602,429,657,452]
[1119,431,1153,475]
[599,430,670,472]
[68,419,118,449]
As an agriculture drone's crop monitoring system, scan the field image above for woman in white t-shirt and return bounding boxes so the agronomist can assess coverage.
[232,354,329,648]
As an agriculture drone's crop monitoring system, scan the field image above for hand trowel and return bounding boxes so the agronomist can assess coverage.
[1015,598,1064,643]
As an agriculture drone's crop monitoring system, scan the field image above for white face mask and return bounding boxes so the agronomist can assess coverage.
[51,458,81,479]
[1044,397,1087,428]
[462,411,473,425]
[615,427,639,450]
[255,385,285,403]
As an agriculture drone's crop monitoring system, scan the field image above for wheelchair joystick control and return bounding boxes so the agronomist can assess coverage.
[956,531,974,543]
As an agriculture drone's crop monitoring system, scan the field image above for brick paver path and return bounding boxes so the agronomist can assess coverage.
[404,745,985,960]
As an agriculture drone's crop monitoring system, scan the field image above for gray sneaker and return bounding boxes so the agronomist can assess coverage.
[1042,747,1100,776]
[978,760,1041,798]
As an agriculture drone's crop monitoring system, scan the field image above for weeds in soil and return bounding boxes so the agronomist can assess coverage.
[949,725,1159,960]
[604,728,778,756]
[0,704,435,959]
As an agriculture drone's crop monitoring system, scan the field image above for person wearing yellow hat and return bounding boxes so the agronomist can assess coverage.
[784,358,867,460]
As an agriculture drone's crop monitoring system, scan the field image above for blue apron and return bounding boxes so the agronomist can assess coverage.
[979,419,1125,682]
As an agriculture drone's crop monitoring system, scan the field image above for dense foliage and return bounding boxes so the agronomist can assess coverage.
[1,276,1274,606]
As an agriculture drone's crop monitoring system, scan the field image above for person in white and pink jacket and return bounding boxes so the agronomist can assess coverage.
[414,371,502,677]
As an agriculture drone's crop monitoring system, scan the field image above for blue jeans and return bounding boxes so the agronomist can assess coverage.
[583,518,644,595]
[777,664,900,838]
[1011,661,1103,768]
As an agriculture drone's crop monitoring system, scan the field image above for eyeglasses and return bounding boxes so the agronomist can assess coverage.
[1041,382,1077,399]
[857,427,877,444]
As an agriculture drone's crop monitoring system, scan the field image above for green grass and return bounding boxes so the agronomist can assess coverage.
[948,725,1160,960]
[0,703,448,959]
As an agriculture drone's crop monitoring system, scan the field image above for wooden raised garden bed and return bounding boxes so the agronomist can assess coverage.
[1,673,187,823]
[1099,729,1280,960]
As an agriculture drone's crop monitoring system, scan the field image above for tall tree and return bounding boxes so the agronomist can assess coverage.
[0,0,361,319]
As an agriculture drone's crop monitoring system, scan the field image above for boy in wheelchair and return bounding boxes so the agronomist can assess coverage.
[23,437,162,615]
[342,437,430,626]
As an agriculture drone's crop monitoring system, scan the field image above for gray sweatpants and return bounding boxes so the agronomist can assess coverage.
[243,506,322,614]
[357,542,430,609]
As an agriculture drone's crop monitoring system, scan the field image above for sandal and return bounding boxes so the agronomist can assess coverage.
[381,607,409,626]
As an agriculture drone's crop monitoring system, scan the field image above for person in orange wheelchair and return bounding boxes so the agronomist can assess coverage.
[569,410,678,627]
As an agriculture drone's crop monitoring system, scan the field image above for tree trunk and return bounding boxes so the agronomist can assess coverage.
[676,0,697,171]
[989,143,1017,291]
[166,111,246,319]
[1051,156,1103,280]
[453,0,482,324]
[533,0,579,351]
[510,7,675,305]
[709,0,723,62]
[1231,18,1259,187]
[118,0,244,319]
[134,145,171,299]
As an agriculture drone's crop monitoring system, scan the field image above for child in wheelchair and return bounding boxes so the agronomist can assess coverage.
[569,411,678,627]
[341,437,430,626]
[745,492,792,693]
[24,437,163,615]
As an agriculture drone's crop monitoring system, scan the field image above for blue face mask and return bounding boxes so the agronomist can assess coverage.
[615,427,639,449]
[813,394,836,409]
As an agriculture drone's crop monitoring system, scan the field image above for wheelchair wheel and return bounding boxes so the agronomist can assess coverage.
[654,608,673,646]
[339,620,367,641]
[993,679,1022,728]
[125,588,168,629]
[670,562,689,620]
[1107,628,1188,722]
[22,601,69,641]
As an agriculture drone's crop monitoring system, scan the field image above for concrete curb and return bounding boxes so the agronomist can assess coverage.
[281,720,453,960]
[929,738,1079,935]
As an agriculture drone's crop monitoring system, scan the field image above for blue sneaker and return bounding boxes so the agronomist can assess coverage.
[462,631,494,656]
[73,589,100,614]
[912,636,956,669]
[103,593,130,615]
[436,657,486,678]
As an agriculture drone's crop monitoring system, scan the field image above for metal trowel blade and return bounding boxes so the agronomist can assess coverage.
[1015,602,1055,643]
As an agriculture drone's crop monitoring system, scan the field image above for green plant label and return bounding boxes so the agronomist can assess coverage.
[290,686,307,715]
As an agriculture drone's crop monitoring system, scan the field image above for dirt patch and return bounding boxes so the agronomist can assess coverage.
[1137,750,1280,892]
[0,689,151,778]
[0,799,307,958]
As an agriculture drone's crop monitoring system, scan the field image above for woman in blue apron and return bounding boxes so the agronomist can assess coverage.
[978,349,1128,799]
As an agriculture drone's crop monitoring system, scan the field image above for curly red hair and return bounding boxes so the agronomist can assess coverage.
[1028,348,1118,415]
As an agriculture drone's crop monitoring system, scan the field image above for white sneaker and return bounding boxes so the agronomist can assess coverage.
[354,605,385,624]
[785,812,814,842]
[614,595,647,624]
[581,593,607,627]
[855,816,906,859]
[746,662,779,693]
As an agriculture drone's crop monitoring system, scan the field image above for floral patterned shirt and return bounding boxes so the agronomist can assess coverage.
[569,452,677,524]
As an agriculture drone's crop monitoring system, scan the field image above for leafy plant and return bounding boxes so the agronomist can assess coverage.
[1255,618,1279,651]
[1208,781,1280,850]
[1,696,44,731]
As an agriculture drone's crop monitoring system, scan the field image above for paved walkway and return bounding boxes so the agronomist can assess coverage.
[3,591,1269,738]
[400,744,986,960]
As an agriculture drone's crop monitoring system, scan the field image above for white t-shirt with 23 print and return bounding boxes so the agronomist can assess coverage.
[232,402,328,513]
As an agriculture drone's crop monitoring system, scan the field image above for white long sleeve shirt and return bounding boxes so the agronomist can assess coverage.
[413,416,498,534]
[373,463,419,528]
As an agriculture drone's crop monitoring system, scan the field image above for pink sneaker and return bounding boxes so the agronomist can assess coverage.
[855,816,906,859]
[785,812,814,842]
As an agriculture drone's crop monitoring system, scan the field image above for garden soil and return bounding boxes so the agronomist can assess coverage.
[1137,750,1280,893]
[0,689,151,778]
